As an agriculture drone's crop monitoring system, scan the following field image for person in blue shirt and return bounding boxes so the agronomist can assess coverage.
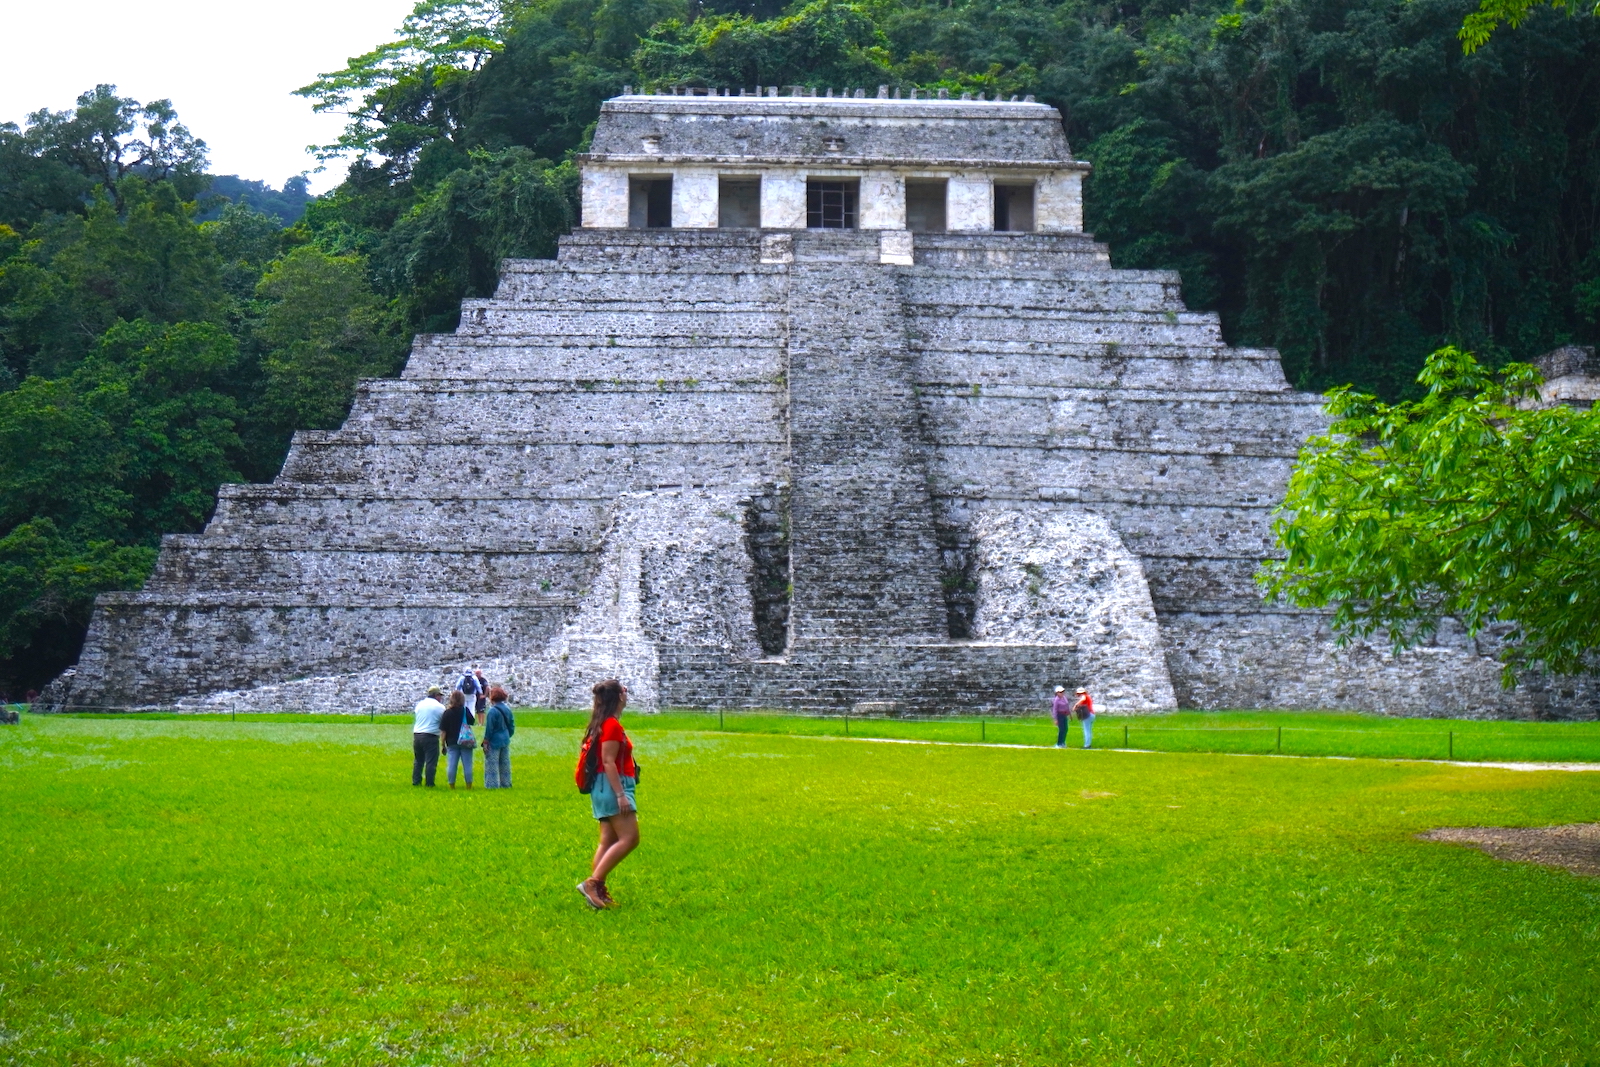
[482,686,517,789]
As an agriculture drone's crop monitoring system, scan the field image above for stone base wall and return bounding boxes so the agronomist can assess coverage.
[658,640,1082,716]
[59,598,569,711]
[1162,612,1600,720]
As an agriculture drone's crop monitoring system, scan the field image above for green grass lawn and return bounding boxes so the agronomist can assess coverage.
[55,707,1600,763]
[4,715,1599,1065]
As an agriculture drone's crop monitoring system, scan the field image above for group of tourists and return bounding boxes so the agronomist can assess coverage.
[1052,685,1094,748]
[410,665,517,789]
[406,670,641,910]
[407,671,1096,911]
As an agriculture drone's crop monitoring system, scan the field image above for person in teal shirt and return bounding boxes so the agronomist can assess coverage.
[482,686,516,789]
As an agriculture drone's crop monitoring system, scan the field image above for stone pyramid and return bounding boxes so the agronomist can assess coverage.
[51,91,1595,717]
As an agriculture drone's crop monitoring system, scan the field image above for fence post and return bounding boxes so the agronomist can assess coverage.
[981,719,986,742]
[719,707,724,730]
[1277,726,1282,754]
[1448,731,1453,760]
[845,711,849,736]
[1123,723,1129,748]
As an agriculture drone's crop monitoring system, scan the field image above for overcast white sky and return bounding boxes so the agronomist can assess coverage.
[1,1,419,193]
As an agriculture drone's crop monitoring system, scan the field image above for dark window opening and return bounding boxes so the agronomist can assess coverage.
[806,180,858,229]
[994,183,1035,232]
[719,177,761,228]
[629,177,673,228]
[906,179,947,233]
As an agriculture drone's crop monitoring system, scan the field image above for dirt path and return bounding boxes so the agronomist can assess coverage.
[1420,824,1600,878]
[809,734,1600,772]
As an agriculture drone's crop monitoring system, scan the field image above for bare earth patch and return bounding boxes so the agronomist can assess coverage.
[1420,824,1600,878]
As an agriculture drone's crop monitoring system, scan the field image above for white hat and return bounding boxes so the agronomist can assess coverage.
[1054,685,1065,693]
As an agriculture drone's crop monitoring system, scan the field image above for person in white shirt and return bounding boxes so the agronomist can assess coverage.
[412,686,447,786]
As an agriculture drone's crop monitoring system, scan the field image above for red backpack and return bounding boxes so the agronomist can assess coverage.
[575,731,602,794]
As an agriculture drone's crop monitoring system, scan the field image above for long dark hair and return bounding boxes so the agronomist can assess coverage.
[585,679,624,739]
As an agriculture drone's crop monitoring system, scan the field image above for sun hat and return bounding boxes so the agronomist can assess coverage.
[1075,687,1088,694]
[1054,685,1066,693]
[426,685,444,698]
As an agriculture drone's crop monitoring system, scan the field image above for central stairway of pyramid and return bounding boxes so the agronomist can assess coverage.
[55,90,1591,717]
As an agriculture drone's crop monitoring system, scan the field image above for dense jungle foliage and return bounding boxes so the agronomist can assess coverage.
[2,0,1598,695]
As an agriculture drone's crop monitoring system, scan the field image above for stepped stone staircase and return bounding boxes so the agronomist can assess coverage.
[53,228,1598,717]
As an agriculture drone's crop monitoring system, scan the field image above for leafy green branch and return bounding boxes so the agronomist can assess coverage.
[1260,346,1600,684]
[1459,0,1600,53]
[295,0,519,163]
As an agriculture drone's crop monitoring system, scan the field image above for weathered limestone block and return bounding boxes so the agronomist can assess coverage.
[151,656,540,716]
[660,639,1081,715]
[673,168,720,228]
[60,598,567,709]
[496,266,789,305]
[581,168,630,228]
[913,308,1228,350]
[1141,558,1279,611]
[206,488,611,554]
[912,347,1293,393]
[918,390,1325,454]
[947,175,993,231]
[930,446,1302,502]
[878,230,914,265]
[540,489,764,710]
[967,508,1177,712]
[859,171,906,230]
[912,232,1110,270]
[460,305,788,341]
[1036,171,1084,232]
[910,273,1188,313]
[278,441,784,494]
[143,543,594,598]
[351,382,785,438]
[588,96,1077,163]
[1531,344,1600,408]
[761,174,807,228]
[1160,612,1600,720]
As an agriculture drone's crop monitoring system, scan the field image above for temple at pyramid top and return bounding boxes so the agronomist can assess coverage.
[579,89,1089,233]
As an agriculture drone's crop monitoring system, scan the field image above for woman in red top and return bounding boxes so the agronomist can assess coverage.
[578,678,638,909]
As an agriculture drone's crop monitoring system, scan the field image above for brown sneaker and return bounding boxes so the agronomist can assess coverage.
[597,883,617,908]
[576,879,606,910]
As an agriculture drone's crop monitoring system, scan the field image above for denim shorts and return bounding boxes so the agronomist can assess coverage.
[591,774,637,820]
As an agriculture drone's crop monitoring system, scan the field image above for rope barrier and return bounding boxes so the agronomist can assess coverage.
[11,704,1597,761]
